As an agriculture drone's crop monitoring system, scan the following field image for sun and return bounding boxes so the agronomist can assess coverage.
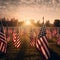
[25,20,31,26]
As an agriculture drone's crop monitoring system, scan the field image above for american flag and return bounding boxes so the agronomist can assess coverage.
[30,30,36,47]
[52,28,57,37]
[6,25,10,42]
[0,21,7,54]
[36,21,50,60]
[13,24,21,48]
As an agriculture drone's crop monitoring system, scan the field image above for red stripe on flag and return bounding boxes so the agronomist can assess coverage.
[36,39,48,60]
[0,42,3,51]
[40,37,50,57]
[43,36,48,46]
[13,31,21,48]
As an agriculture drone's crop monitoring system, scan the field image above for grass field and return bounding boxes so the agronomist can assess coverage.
[0,26,60,60]
[0,34,60,60]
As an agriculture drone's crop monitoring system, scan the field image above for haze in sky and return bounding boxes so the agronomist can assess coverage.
[0,0,60,23]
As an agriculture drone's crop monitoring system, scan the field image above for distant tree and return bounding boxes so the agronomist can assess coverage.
[54,19,60,27]
[18,21,24,26]
[11,18,18,27]
[45,20,50,27]
[45,20,54,27]
[36,20,41,27]
[1,17,7,26]
[30,19,36,26]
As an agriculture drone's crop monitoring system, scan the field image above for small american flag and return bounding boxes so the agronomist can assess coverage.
[30,30,36,47]
[52,28,57,37]
[6,25,10,42]
[36,22,50,60]
[13,23,21,48]
[0,21,7,54]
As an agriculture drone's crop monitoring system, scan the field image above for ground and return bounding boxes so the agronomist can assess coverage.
[0,35,60,60]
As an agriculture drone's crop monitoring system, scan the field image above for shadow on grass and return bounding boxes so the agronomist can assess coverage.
[15,39,27,60]
[0,52,6,58]
[49,49,60,60]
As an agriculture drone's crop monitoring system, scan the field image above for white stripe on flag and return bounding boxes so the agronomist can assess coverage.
[2,44,5,52]
[41,45,48,60]
[4,48,6,53]
[36,39,48,60]
[0,41,1,50]
[36,39,41,50]
[43,36,48,46]
[0,42,3,51]
[3,45,6,53]
[15,41,20,47]
[14,40,20,47]
[17,40,20,43]
[14,39,20,46]
[17,43,20,48]
[13,39,16,42]
[40,37,50,57]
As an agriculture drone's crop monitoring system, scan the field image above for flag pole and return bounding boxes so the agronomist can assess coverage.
[16,21,19,33]
[43,16,44,25]
[6,23,8,41]
[0,20,4,33]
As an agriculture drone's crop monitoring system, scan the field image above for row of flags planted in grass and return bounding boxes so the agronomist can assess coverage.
[4,26,60,42]
[30,20,50,60]
[0,19,60,60]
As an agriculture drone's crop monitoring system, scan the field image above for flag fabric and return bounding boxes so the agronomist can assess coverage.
[52,28,57,37]
[57,36,60,45]
[36,23,50,60]
[12,24,21,48]
[46,28,52,39]
[30,30,36,47]
[57,28,60,45]
[6,25,10,42]
[0,21,7,54]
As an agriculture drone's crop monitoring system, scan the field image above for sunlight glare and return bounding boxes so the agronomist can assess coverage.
[25,20,31,26]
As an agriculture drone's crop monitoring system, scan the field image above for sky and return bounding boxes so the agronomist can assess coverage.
[0,0,60,23]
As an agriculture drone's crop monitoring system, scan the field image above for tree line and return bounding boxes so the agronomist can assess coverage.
[0,17,60,27]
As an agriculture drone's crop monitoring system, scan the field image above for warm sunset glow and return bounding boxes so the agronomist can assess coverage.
[0,0,60,24]
[25,20,31,26]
